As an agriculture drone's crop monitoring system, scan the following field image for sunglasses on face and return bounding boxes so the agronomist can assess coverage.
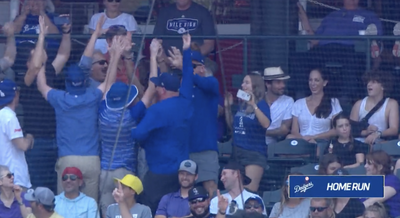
[1,173,14,179]
[192,64,202,69]
[245,204,262,210]
[62,174,78,181]
[190,198,206,204]
[107,0,121,2]
[310,207,328,212]
[92,60,108,65]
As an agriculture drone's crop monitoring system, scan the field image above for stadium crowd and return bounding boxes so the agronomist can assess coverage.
[0,0,400,218]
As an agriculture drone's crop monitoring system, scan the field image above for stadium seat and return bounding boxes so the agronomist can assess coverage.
[262,189,281,206]
[268,138,317,163]
[346,165,366,175]
[290,163,319,175]
[374,140,400,160]
[218,139,233,161]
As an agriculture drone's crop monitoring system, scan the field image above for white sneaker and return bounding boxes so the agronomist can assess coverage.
[365,24,378,36]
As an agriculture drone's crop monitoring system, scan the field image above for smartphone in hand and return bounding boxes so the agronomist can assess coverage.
[54,16,70,26]
[236,89,251,101]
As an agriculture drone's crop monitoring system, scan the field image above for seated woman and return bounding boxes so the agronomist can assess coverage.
[361,150,400,218]
[318,154,343,175]
[363,202,389,218]
[350,71,399,146]
[287,69,342,153]
[224,74,271,192]
[324,113,369,169]
[269,173,310,218]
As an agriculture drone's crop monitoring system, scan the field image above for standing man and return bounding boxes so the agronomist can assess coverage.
[263,67,294,145]
[131,34,194,215]
[0,79,33,189]
[154,0,216,56]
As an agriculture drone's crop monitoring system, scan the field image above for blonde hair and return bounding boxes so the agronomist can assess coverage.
[364,203,389,218]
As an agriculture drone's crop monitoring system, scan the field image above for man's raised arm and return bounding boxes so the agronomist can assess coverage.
[52,22,71,75]
[0,23,16,74]
[179,34,194,100]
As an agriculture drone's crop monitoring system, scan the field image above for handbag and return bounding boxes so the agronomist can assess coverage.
[350,98,386,137]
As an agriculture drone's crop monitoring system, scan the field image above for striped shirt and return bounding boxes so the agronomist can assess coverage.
[98,100,146,172]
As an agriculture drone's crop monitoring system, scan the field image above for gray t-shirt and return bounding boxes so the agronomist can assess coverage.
[269,198,310,218]
[106,203,152,218]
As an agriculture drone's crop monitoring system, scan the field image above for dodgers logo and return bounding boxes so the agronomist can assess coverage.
[167,18,199,34]
[293,177,314,193]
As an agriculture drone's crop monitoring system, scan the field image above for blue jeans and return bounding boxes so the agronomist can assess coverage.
[25,138,58,193]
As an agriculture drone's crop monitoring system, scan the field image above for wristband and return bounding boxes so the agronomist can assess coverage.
[62,29,71,34]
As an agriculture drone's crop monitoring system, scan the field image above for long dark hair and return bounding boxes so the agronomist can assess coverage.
[318,154,343,175]
[312,69,334,119]
[332,112,354,151]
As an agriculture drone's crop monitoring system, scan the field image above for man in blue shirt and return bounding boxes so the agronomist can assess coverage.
[292,0,383,100]
[167,47,220,197]
[132,34,194,215]
[35,33,130,202]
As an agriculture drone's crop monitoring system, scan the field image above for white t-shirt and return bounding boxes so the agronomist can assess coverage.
[0,107,31,188]
[265,95,294,145]
[88,12,139,54]
[210,189,267,216]
[292,98,342,136]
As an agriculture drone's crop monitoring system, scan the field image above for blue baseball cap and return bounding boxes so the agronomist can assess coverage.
[191,51,205,64]
[0,79,18,105]
[150,73,180,92]
[65,64,88,95]
[106,82,138,110]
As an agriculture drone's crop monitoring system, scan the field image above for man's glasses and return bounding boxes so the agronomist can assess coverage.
[190,198,206,204]
[92,60,108,66]
[244,204,262,210]
[107,0,121,2]
[62,174,78,181]
[1,173,14,179]
[310,207,328,212]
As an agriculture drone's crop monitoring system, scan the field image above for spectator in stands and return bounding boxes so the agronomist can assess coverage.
[0,165,31,218]
[330,168,365,218]
[295,0,383,98]
[187,186,212,218]
[154,0,216,56]
[21,16,70,193]
[362,150,400,218]
[168,46,220,197]
[107,175,152,218]
[88,0,139,54]
[287,69,342,154]
[324,113,369,169]
[35,33,129,201]
[244,197,266,216]
[350,71,399,146]
[269,173,310,218]
[24,187,63,218]
[318,154,343,175]
[0,22,17,80]
[309,198,335,218]
[82,15,143,91]
[0,79,33,189]
[209,161,267,216]
[263,67,294,144]
[54,167,99,218]
[131,34,194,214]
[13,0,60,55]
[224,74,271,192]
[155,160,198,218]
[363,203,389,218]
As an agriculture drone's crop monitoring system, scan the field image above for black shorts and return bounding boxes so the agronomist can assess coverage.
[233,146,268,168]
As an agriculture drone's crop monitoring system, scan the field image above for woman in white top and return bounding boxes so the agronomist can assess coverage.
[350,71,399,146]
[269,173,311,218]
[89,0,139,54]
[287,69,342,143]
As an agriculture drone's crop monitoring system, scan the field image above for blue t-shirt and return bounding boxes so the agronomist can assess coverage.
[233,100,271,155]
[316,8,382,46]
[189,75,219,153]
[17,13,60,49]
[98,100,146,172]
[0,193,30,218]
[47,88,103,157]
[131,49,194,174]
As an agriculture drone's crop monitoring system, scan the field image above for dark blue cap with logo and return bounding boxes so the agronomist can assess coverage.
[150,73,180,92]
[191,51,205,64]
[65,64,88,95]
[188,186,209,201]
[0,79,18,105]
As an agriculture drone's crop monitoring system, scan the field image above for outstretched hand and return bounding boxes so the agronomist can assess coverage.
[167,47,183,69]
[182,34,191,50]
[108,35,126,57]
[150,38,161,57]
[2,22,15,37]
[112,181,125,203]
[94,14,107,37]
[217,190,229,213]
[38,15,48,36]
